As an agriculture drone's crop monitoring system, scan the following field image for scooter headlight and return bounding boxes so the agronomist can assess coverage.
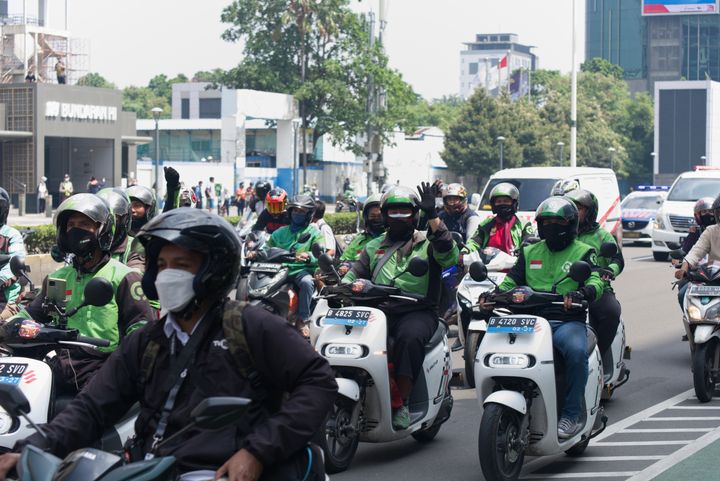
[324,343,366,359]
[704,304,720,321]
[688,305,703,322]
[486,353,532,369]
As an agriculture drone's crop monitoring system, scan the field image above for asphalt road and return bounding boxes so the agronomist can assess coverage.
[333,244,696,481]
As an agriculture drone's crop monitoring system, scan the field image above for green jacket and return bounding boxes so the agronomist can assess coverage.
[499,239,604,321]
[577,225,624,278]
[23,258,155,353]
[342,224,459,307]
[467,215,534,254]
[339,232,380,263]
[265,224,324,277]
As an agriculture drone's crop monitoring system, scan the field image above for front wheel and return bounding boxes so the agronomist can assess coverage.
[652,251,669,262]
[320,401,360,474]
[478,403,526,481]
[464,331,482,388]
[693,337,719,402]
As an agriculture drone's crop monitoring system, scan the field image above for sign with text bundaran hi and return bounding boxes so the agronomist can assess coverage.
[45,101,118,122]
[643,0,719,15]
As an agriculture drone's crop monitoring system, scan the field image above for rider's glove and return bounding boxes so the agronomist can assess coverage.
[417,181,439,220]
[337,262,351,276]
[164,166,180,190]
[351,279,372,294]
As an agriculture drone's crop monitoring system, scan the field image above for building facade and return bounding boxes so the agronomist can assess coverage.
[459,33,538,99]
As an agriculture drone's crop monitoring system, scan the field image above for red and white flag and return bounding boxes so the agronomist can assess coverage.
[498,55,508,69]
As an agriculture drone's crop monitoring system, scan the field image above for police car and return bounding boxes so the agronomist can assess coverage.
[621,186,668,244]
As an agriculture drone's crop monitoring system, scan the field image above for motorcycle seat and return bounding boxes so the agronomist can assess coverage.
[425,322,448,353]
[586,326,598,357]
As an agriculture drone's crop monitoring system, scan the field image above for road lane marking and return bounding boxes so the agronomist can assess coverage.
[569,456,665,461]
[593,440,691,446]
[523,472,639,479]
[667,405,720,410]
[644,416,720,421]
[632,255,654,261]
[620,428,713,433]
[625,425,720,481]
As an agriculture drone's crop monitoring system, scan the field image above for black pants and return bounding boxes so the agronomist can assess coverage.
[589,290,621,355]
[389,310,437,382]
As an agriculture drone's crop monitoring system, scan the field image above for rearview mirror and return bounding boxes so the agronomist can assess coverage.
[666,242,682,251]
[470,193,481,207]
[83,278,114,307]
[406,258,429,277]
[599,242,618,258]
[191,397,251,430]
[9,256,28,278]
[450,232,465,248]
[311,243,324,259]
[0,383,30,418]
[318,253,335,274]
[669,249,685,260]
[469,261,488,282]
[569,261,592,283]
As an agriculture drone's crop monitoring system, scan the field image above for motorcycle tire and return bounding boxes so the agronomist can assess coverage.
[320,400,360,474]
[693,337,719,403]
[235,276,249,302]
[412,423,441,443]
[478,403,525,481]
[464,331,482,389]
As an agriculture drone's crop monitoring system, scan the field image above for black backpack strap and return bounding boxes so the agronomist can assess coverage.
[138,339,160,390]
[221,299,265,393]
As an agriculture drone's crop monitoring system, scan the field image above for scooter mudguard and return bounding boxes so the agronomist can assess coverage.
[336,378,360,402]
[694,325,719,344]
[17,445,61,481]
[467,320,487,332]
[483,390,527,415]
[97,457,177,481]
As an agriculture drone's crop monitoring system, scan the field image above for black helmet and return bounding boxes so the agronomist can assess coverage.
[363,193,382,218]
[565,189,599,232]
[0,187,9,227]
[287,194,316,225]
[694,197,715,227]
[126,185,157,218]
[380,186,421,228]
[137,209,241,307]
[535,196,579,252]
[55,193,115,254]
[97,188,131,251]
[255,181,271,201]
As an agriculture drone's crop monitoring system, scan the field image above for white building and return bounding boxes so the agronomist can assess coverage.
[460,33,537,99]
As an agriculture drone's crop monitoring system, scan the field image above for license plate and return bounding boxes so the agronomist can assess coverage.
[0,363,28,385]
[689,285,720,296]
[488,317,536,333]
[324,309,371,327]
[623,231,641,238]
[250,263,282,273]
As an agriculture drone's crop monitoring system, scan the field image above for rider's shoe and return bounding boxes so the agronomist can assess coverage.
[392,405,411,430]
[557,417,582,439]
[451,338,463,351]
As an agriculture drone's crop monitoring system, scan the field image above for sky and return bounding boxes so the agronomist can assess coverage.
[51,0,587,100]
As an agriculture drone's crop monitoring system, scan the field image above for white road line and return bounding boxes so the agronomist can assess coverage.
[632,255,654,261]
[593,440,691,446]
[626,426,720,481]
[620,428,713,433]
[667,405,720,410]
[568,456,665,461]
[523,472,639,479]
[644,416,720,421]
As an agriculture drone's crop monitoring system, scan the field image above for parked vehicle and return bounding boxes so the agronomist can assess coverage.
[621,186,668,245]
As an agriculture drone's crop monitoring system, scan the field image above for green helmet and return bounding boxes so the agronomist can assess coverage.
[535,196,579,250]
[490,182,519,202]
[363,193,382,217]
[55,193,115,254]
[97,187,131,252]
[551,179,580,196]
[380,186,421,227]
[565,188,598,231]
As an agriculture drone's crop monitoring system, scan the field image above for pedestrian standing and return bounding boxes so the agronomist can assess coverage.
[55,58,66,84]
[235,182,245,216]
[86,176,100,194]
[206,177,216,213]
[36,176,47,214]
[194,181,204,209]
[59,174,73,198]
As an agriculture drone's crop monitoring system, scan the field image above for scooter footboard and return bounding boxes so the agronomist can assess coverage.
[483,390,527,415]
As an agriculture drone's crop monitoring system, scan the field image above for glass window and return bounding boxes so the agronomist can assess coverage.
[199,98,221,119]
[469,62,478,75]
[621,196,661,210]
[667,178,720,202]
[479,178,560,212]
[181,99,189,119]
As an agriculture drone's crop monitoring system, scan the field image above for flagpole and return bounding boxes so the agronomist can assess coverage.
[570,0,578,167]
[507,50,511,95]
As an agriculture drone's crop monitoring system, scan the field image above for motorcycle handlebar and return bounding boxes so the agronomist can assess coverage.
[75,335,110,348]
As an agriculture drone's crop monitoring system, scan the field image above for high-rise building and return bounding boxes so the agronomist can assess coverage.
[459,33,538,99]
[586,0,720,93]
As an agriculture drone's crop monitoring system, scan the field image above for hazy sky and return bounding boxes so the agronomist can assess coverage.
[60,0,586,99]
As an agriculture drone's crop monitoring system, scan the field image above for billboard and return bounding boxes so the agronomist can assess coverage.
[643,0,719,15]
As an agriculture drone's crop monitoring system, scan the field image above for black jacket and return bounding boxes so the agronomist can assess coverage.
[16,304,337,473]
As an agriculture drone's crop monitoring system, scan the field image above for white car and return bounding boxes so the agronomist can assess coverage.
[652,169,720,261]
[621,190,667,244]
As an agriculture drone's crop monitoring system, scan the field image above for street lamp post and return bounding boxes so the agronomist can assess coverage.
[496,136,505,171]
[292,118,302,196]
[557,141,565,163]
[608,147,616,170]
[151,107,163,197]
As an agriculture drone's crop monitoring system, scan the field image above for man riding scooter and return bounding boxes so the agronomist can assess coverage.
[438,183,480,243]
[251,187,290,234]
[566,189,624,357]
[342,183,459,429]
[96,188,145,271]
[126,185,156,237]
[481,196,604,439]
[337,193,385,275]
[0,188,26,321]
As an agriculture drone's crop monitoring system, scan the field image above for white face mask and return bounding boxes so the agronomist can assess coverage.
[155,268,196,316]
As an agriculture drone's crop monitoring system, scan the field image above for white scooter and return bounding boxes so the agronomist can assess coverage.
[456,247,517,387]
[0,258,137,453]
[471,260,607,481]
[313,255,453,473]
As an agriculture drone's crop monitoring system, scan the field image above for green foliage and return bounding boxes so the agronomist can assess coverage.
[17,225,56,254]
[219,0,418,154]
[581,58,624,80]
[121,73,189,119]
[324,212,358,234]
[77,73,116,89]
[406,96,465,132]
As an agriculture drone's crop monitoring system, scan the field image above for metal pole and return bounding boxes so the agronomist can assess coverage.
[499,141,504,170]
[570,0,578,167]
[154,118,160,196]
[293,124,299,196]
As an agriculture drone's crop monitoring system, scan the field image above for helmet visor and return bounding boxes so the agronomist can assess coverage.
[267,200,285,215]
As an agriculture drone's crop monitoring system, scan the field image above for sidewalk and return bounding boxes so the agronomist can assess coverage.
[6,209,54,227]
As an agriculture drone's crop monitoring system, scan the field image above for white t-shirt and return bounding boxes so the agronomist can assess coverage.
[313,219,336,252]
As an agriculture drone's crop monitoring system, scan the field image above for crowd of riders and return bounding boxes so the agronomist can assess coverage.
[0,167,634,479]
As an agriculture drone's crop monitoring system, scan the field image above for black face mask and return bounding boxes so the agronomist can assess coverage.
[65,228,98,257]
[131,217,146,233]
[367,219,385,236]
[700,214,716,227]
[493,204,515,221]
[542,224,574,252]
[387,219,414,242]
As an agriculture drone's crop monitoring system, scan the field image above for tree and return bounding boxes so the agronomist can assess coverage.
[406,96,465,133]
[77,72,116,89]
[220,0,417,155]
[581,58,624,80]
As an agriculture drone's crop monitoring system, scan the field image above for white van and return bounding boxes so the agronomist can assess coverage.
[651,169,720,261]
[474,167,622,240]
